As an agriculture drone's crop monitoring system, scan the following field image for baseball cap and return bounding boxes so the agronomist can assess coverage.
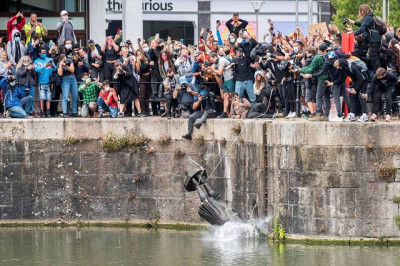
[233,12,239,16]
[179,76,187,84]
[318,43,328,52]
[60,10,68,16]
[88,39,95,46]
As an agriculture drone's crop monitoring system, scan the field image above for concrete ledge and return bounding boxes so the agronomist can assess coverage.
[0,118,267,144]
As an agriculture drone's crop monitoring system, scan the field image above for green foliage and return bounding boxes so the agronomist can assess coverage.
[157,135,171,146]
[102,131,149,152]
[393,196,400,205]
[394,213,400,230]
[331,0,400,29]
[273,217,286,241]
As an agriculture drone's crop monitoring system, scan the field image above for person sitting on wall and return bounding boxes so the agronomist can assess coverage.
[0,75,34,118]
[161,68,180,118]
[229,92,252,119]
[97,80,118,118]
[78,72,102,118]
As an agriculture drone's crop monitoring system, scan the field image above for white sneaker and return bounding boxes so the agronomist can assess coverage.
[330,116,343,122]
[287,112,297,118]
[357,114,368,122]
[344,113,356,122]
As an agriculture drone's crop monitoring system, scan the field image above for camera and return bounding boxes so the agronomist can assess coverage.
[37,18,42,23]
[126,40,132,45]
[343,18,349,25]
[180,83,187,91]
[64,57,73,65]
[203,61,210,67]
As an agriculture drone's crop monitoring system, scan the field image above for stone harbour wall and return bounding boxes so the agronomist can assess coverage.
[0,118,266,224]
[266,121,400,238]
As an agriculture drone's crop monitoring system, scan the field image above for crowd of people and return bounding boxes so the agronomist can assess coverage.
[1,5,400,139]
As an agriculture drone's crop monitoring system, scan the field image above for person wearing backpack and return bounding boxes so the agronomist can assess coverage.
[333,58,369,122]
[347,4,383,73]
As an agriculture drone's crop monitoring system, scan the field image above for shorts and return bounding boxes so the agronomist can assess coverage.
[222,79,235,93]
[39,84,51,101]
[305,82,317,103]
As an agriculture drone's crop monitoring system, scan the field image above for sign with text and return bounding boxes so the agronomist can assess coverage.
[106,0,197,12]
[308,22,329,36]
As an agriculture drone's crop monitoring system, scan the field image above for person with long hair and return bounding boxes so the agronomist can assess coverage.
[348,4,382,72]
[16,55,36,99]
[135,49,151,116]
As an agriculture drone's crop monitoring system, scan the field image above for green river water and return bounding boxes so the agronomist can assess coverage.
[0,227,399,266]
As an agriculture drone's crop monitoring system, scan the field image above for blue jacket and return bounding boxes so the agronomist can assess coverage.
[34,57,56,84]
[0,77,25,108]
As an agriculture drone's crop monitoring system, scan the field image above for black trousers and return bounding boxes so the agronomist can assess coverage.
[164,93,178,114]
[368,42,381,73]
[372,87,393,115]
[50,84,62,116]
[104,62,115,81]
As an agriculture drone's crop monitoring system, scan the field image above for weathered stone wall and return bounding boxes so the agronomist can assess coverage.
[0,118,266,224]
[266,121,400,238]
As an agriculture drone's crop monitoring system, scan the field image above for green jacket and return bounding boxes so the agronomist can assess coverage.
[300,55,328,81]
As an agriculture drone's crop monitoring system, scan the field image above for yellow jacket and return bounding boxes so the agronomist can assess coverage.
[24,22,47,43]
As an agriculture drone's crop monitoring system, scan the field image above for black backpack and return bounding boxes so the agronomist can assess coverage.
[373,16,387,36]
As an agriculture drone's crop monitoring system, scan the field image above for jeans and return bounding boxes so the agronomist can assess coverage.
[316,80,331,116]
[187,110,216,136]
[97,97,118,118]
[350,80,368,114]
[39,84,51,101]
[20,85,35,99]
[373,87,393,115]
[331,82,351,117]
[81,102,97,117]
[61,75,78,115]
[235,80,256,103]
[8,96,34,118]
[91,67,104,82]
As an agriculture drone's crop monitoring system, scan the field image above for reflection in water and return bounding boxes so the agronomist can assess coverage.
[0,227,400,266]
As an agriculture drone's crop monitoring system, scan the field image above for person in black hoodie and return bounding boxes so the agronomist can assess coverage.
[333,58,369,122]
[348,4,382,72]
[363,68,397,122]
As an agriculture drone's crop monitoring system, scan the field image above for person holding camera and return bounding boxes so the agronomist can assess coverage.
[58,54,78,117]
[162,68,180,117]
[229,92,252,119]
[0,75,34,118]
[87,39,105,82]
[24,12,47,44]
[346,4,382,72]
[34,47,57,117]
[16,56,36,100]
[182,85,216,140]
[27,34,46,62]
[56,10,77,46]
[78,72,102,118]
[113,61,143,118]
[97,80,118,118]
[173,76,198,118]
[363,68,397,122]
[102,36,119,81]
[72,49,88,82]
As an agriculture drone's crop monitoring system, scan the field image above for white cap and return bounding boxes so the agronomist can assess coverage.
[60,10,68,16]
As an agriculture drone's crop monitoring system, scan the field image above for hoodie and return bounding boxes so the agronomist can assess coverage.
[7,15,26,42]
[7,28,27,65]
[0,77,26,108]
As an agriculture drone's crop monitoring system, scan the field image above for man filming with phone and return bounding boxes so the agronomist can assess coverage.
[56,10,77,46]
[24,12,47,44]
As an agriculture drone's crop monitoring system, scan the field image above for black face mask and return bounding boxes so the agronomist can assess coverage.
[168,75,174,79]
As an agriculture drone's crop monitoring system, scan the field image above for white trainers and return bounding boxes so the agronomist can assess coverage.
[330,116,343,122]
[357,113,368,122]
[286,112,297,118]
[344,113,356,122]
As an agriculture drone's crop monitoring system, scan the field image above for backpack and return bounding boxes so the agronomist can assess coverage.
[373,16,387,36]
[348,58,368,72]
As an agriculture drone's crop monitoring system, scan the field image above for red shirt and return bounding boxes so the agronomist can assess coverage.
[99,89,118,108]
[7,16,26,41]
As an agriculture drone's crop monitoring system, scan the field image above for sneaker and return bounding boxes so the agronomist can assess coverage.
[302,113,310,119]
[182,134,192,140]
[63,113,69,118]
[219,112,228,118]
[138,112,148,117]
[45,111,51,118]
[71,113,79,117]
[330,116,343,122]
[321,116,329,121]
[118,112,124,118]
[344,113,356,122]
[194,122,202,129]
[357,113,368,122]
[40,110,45,118]
[290,112,297,118]
[370,113,378,122]
[385,114,391,122]
[93,112,99,118]
[310,113,322,121]
[161,111,169,118]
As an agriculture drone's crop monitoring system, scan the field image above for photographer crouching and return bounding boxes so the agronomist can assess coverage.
[182,84,216,140]
[0,75,34,118]
[173,76,198,119]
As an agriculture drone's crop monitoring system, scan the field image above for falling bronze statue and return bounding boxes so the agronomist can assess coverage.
[184,169,242,226]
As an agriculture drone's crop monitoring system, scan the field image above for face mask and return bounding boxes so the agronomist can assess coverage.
[108,41,113,46]
[40,54,46,59]
[89,45,95,50]
[168,75,174,79]
[242,39,248,44]
[9,81,16,87]
[293,47,299,53]
[105,86,110,91]
[23,62,29,66]
[15,37,21,42]
[267,52,272,57]
[65,44,72,50]
[199,46,205,51]
[62,15,68,21]
[230,39,235,44]
[143,47,149,53]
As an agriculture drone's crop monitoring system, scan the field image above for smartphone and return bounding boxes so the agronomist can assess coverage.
[216,20,220,24]
[180,39,184,44]
[19,10,23,13]
[138,38,141,42]
[155,33,160,40]
[37,18,42,23]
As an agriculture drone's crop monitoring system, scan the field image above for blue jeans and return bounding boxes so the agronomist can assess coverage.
[235,80,256,103]
[8,96,34,118]
[97,97,118,118]
[61,75,78,115]
[20,85,35,99]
